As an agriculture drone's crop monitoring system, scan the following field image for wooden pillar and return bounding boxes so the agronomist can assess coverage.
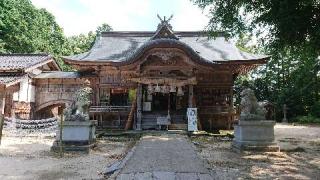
[0,86,6,145]
[0,87,5,114]
[228,85,234,130]
[136,84,142,130]
[96,78,100,106]
[167,93,170,116]
[188,85,194,108]
[88,78,97,106]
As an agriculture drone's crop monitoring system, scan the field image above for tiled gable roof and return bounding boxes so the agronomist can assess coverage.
[0,54,53,71]
[0,73,25,86]
[64,31,268,64]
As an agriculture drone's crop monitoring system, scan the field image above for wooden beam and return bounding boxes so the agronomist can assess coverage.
[0,87,5,115]
[0,86,6,145]
[0,113,3,145]
[188,85,193,108]
[125,96,137,130]
[136,84,142,130]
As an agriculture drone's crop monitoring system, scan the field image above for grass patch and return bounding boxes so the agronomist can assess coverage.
[293,115,320,124]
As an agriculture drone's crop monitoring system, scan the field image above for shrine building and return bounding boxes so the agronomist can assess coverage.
[0,18,268,131]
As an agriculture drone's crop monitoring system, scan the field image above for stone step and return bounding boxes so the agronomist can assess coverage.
[142,118,185,124]
[142,119,185,124]
[168,124,187,130]
[141,119,156,123]
[171,118,186,122]
[141,113,186,130]
[141,124,158,130]
[141,121,158,125]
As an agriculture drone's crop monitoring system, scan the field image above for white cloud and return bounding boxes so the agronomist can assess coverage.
[173,0,209,31]
[31,0,209,36]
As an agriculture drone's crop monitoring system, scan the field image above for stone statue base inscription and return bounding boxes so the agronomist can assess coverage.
[51,120,97,153]
[232,120,280,152]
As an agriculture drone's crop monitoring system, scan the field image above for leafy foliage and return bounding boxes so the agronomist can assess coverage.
[193,0,320,121]
[65,23,113,56]
[0,0,112,70]
[310,101,320,117]
[294,115,320,124]
[96,23,113,36]
[0,0,66,53]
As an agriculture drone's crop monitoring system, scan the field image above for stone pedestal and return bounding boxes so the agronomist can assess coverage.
[232,120,280,152]
[51,120,97,153]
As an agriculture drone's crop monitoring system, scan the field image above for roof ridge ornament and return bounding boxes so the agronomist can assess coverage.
[152,14,178,40]
[157,14,173,29]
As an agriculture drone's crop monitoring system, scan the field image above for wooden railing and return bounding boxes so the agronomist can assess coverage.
[89,106,131,113]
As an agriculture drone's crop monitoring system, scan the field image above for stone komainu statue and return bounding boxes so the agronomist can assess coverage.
[64,86,93,121]
[240,88,266,121]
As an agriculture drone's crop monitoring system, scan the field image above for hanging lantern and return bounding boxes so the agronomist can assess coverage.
[155,84,161,93]
[177,86,184,96]
[169,85,176,93]
[147,84,153,94]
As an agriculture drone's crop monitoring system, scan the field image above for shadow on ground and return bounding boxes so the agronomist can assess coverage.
[191,124,320,179]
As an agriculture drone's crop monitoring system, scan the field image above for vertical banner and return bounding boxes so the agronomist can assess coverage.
[187,108,197,131]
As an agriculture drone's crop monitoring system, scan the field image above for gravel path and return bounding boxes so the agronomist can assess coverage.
[0,135,133,180]
[275,123,320,140]
[117,134,213,180]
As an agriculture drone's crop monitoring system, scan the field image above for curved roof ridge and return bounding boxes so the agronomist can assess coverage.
[64,31,268,64]
[100,31,226,37]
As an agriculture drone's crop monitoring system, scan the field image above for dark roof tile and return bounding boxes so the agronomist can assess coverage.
[0,54,52,71]
[0,73,25,85]
[65,31,268,63]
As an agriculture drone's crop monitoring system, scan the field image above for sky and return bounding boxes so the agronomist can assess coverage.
[31,0,210,36]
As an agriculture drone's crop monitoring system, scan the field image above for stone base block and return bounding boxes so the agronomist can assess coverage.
[232,120,280,152]
[51,140,96,153]
[232,141,280,152]
[51,120,96,153]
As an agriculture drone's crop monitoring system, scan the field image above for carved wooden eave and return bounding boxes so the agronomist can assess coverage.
[63,59,119,73]
[221,58,268,75]
[65,53,268,77]
[119,48,200,71]
[129,76,197,86]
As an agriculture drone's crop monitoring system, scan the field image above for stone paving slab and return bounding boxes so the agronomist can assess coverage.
[116,134,213,180]
[116,172,213,180]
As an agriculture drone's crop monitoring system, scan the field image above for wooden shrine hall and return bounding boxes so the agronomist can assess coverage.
[63,17,268,130]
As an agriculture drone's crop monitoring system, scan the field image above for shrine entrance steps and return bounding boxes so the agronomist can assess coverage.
[141,113,187,130]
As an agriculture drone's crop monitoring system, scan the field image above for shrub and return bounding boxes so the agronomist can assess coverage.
[295,115,320,124]
[310,101,320,118]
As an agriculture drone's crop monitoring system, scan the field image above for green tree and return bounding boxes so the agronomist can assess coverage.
[193,0,320,120]
[96,23,113,36]
[0,0,112,70]
[65,32,96,55]
[0,0,66,68]
[64,23,112,57]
